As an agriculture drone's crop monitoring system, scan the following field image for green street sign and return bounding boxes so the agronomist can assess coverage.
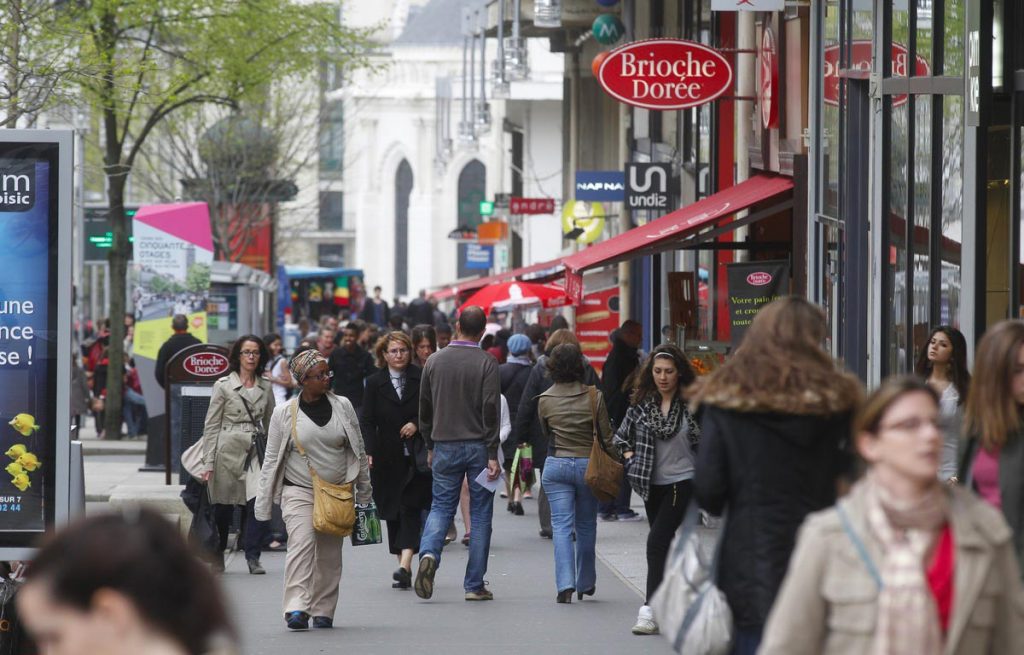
[479,200,495,216]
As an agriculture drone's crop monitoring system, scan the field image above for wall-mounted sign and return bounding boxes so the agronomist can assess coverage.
[510,197,556,215]
[575,170,625,201]
[562,200,606,244]
[465,244,493,270]
[181,352,230,377]
[477,221,509,245]
[448,226,478,242]
[726,260,789,346]
[760,26,779,129]
[592,14,625,45]
[479,200,495,216]
[823,41,930,108]
[597,39,733,111]
[626,163,675,210]
[711,0,784,10]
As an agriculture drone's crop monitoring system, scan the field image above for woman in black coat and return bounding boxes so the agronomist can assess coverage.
[360,332,431,590]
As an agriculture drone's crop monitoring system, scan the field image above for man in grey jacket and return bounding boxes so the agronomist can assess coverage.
[414,305,501,602]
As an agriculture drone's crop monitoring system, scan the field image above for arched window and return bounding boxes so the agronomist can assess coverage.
[456,160,486,278]
[395,159,413,296]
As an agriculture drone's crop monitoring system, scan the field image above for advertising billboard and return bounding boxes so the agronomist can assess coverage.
[0,132,73,555]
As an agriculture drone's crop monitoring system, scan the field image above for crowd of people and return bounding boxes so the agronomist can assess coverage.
[20,291,1024,655]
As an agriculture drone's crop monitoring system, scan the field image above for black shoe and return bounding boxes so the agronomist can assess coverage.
[507,501,515,513]
[578,587,595,600]
[312,616,333,629]
[285,611,309,630]
[513,502,524,516]
[539,529,552,539]
[414,556,437,599]
[211,551,225,573]
[247,559,266,575]
[556,589,575,604]
[392,567,412,589]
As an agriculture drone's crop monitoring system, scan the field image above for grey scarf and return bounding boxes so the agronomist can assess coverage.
[639,396,682,441]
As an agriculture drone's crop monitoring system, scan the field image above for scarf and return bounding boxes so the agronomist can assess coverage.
[289,349,328,383]
[506,354,532,366]
[863,472,949,655]
[638,396,682,440]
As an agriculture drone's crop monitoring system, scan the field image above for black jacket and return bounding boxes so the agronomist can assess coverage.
[329,346,376,409]
[498,361,533,460]
[601,337,640,426]
[514,354,600,468]
[693,404,853,630]
[359,367,431,518]
[407,298,434,327]
[359,299,390,327]
[155,332,202,388]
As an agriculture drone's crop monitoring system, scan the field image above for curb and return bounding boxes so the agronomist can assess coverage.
[83,447,147,456]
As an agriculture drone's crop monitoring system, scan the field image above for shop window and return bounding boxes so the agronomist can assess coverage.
[888,99,910,374]
[456,160,486,278]
[319,101,344,174]
[319,191,343,231]
[912,97,932,359]
[941,96,963,326]
[395,160,413,297]
[943,0,965,76]
[318,244,345,268]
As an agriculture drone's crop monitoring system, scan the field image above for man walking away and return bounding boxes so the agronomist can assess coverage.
[415,306,501,601]
[599,320,644,521]
[408,290,435,327]
[329,323,376,412]
[155,315,201,388]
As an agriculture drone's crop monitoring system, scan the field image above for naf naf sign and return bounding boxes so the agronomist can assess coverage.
[0,161,35,212]
[575,171,625,202]
[626,163,675,210]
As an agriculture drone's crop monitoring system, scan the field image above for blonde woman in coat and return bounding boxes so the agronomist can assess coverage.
[200,335,275,575]
[761,377,1024,655]
[255,349,372,631]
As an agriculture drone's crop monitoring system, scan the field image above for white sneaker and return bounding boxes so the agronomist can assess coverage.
[631,605,659,635]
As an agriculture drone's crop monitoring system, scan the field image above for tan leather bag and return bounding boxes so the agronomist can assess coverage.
[583,386,623,503]
[289,400,356,537]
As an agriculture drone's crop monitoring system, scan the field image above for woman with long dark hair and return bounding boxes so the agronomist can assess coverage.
[691,297,863,654]
[263,332,293,405]
[411,324,437,369]
[960,320,1024,574]
[614,344,700,634]
[914,325,970,481]
[199,335,275,574]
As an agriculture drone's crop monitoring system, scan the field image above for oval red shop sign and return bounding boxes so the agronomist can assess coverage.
[183,353,230,377]
[598,39,733,111]
[746,272,773,286]
[823,41,929,107]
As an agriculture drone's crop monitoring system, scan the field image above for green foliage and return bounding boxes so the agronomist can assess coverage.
[185,262,210,294]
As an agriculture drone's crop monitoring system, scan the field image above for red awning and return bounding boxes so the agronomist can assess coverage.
[430,258,564,301]
[561,174,794,303]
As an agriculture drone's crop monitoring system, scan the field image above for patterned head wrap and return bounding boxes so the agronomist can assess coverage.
[289,349,328,384]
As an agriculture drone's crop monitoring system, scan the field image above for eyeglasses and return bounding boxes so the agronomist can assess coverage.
[240,350,261,358]
[307,370,334,382]
[387,348,410,356]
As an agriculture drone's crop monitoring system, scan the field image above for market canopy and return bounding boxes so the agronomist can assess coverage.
[457,281,569,315]
[560,173,794,303]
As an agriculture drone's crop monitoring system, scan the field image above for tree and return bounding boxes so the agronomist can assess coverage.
[185,263,210,294]
[58,0,373,439]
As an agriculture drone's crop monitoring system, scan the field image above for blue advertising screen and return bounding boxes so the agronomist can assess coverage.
[0,143,61,542]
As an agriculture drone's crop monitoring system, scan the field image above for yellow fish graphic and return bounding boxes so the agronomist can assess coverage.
[16,452,39,472]
[11,473,30,492]
[4,462,23,477]
[4,444,26,460]
[8,414,39,437]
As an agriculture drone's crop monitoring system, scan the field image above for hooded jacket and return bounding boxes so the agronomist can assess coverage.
[693,390,855,630]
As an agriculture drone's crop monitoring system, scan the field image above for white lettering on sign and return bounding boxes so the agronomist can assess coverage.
[967,30,980,116]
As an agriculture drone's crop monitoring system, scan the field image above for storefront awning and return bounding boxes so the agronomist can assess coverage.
[430,258,565,301]
[561,174,795,303]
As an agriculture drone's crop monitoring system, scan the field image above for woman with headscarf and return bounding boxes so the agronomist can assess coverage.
[255,349,372,631]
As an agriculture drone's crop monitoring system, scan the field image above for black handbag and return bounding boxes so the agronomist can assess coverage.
[181,478,219,555]
[239,393,268,470]
[409,434,431,474]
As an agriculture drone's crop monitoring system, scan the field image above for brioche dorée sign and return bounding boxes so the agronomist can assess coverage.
[597,39,733,111]
[182,352,229,377]
[823,41,929,107]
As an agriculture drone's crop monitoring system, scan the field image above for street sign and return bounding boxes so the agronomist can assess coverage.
[510,197,556,215]
[562,200,606,243]
[575,171,625,202]
[465,244,493,270]
[626,163,675,211]
[479,200,495,216]
[84,206,138,262]
[597,39,733,111]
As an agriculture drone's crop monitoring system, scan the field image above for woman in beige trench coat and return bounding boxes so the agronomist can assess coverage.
[761,377,1024,655]
[200,335,275,574]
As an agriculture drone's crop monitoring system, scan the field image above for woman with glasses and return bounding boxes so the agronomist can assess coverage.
[761,377,1024,654]
[200,335,276,575]
[256,349,372,630]
[360,332,432,589]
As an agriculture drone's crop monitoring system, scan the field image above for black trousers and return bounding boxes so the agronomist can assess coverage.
[213,501,266,562]
[386,505,424,555]
[642,479,692,602]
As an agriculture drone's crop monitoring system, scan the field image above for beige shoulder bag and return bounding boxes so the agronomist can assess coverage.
[289,399,356,537]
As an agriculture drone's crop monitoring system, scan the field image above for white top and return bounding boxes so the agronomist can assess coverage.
[938,383,962,481]
[269,356,289,405]
[499,395,511,444]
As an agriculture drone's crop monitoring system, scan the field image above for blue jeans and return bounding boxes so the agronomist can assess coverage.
[123,388,148,437]
[541,457,598,593]
[419,441,495,592]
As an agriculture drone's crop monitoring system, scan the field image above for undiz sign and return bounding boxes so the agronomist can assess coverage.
[598,39,733,111]
[182,353,229,377]
[823,41,930,107]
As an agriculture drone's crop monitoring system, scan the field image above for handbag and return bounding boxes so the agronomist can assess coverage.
[180,439,205,481]
[350,503,383,546]
[583,386,623,503]
[289,400,356,537]
[651,503,733,655]
[238,393,268,471]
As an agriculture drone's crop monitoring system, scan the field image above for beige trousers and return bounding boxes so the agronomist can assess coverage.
[281,484,344,617]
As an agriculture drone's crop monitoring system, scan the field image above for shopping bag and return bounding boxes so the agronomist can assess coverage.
[350,503,383,546]
[182,478,219,555]
[518,444,534,485]
[650,503,733,655]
